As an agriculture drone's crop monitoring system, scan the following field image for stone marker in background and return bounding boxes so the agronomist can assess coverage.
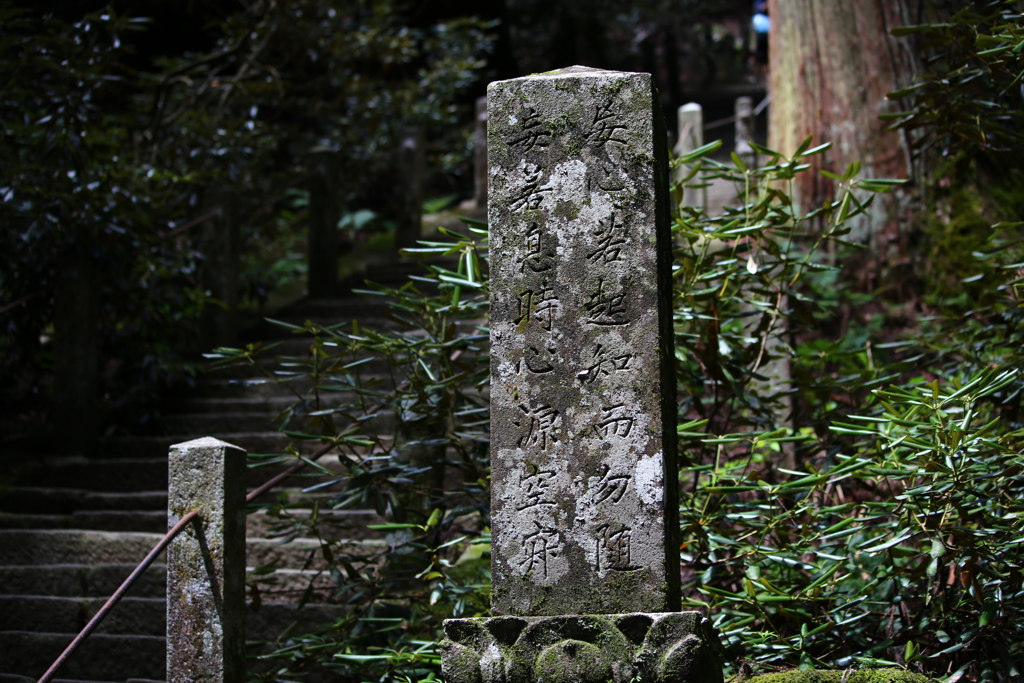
[674,102,707,212]
[308,150,341,298]
[167,437,246,683]
[394,127,425,251]
[473,96,489,209]
[734,95,756,169]
[53,241,100,452]
[200,188,241,346]
[440,66,721,683]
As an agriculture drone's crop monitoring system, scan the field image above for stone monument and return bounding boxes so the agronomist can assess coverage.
[440,66,721,683]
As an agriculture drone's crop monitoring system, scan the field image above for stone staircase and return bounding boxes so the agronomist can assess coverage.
[0,263,437,682]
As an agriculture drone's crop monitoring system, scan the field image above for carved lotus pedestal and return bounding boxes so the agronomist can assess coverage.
[440,612,722,683]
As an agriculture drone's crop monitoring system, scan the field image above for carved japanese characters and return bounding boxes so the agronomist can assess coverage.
[487,66,678,616]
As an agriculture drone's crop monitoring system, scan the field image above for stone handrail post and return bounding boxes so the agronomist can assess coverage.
[308,150,341,298]
[53,240,100,452]
[167,437,247,683]
[200,188,241,347]
[394,127,425,252]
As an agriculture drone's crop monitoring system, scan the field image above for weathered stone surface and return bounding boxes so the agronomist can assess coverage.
[487,66,677,616]
[167,437,246,683]
[439,612,722,683]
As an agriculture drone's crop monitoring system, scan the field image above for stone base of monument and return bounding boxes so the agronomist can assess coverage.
[440,611,722,683]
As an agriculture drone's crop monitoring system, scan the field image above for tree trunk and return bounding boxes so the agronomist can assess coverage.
[767,0,950,253]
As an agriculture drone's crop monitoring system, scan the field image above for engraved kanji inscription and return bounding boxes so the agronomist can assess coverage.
[587,212,627,263]
[584,278,628,326]
[576,344,632,384]
[516,280,560,331]
[521,222,555,273]
[519,345,556,374]
[508,105,551,152]
[586,100,628,148]
[488,68,678,615]
[595,162,626,192]
[595,523,640,572]
[518,469,556,510]
[519,521,561,578]
[591,464,630,504]
[515,402,562,450]
[595,404,634,439]
[510,163,552,211]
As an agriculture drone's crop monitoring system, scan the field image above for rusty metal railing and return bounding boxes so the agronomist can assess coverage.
[36,510,199,683]
[35,439,336,683]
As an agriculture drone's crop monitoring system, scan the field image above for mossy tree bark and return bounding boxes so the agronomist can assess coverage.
[767,0,953,257]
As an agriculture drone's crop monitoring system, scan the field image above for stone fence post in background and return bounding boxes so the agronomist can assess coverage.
[734,95,756,169]
[473,96,489,210]
[307,150,341,298]
[53,240,100,452]
[440,66,722,683]
[673,102,707,212]
[394,127,425,252]
[167,437,246,683]
[200,188,240,347]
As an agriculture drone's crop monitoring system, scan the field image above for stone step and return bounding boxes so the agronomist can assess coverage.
[160,410,398,436]
[0,564,167,599]
[0,564,339,603]
[0,595,346,639]
[0,505,384,539]
[13,458,169,493]
[165,392,360,415]
[0,529,377,570]
[10,453,383,496]
[239,314,404,343]
[161,411,285,434]
[0,675,123,683]
[246,537,383,571]
[0,511,168,533]
[0,631,165,681]
[0,488,167,515]
[182,376,319,399]
[187,371,395,399]
[98,432,303,458]
[0,529,168,567]
[247,508,385,541]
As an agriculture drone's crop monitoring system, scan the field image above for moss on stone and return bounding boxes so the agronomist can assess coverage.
[747,669,937,683]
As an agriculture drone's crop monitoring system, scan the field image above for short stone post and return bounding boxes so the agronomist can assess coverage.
[200,188,241,347]
[167,437,246,683]
[473,96,489,209]
[673,102,707,212]
[440,66,722,683]
[394,127,425,251]
[53,241,100,452]
[307,150,341,297]
[734,95,756,168]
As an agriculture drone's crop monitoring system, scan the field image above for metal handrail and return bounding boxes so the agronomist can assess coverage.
[37,509,200,683]
[35,439,336,683]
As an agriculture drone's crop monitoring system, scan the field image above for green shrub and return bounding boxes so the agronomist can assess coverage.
[212,136,1024,681]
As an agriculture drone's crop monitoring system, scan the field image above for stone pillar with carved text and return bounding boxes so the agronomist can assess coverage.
[440,66,722,683]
